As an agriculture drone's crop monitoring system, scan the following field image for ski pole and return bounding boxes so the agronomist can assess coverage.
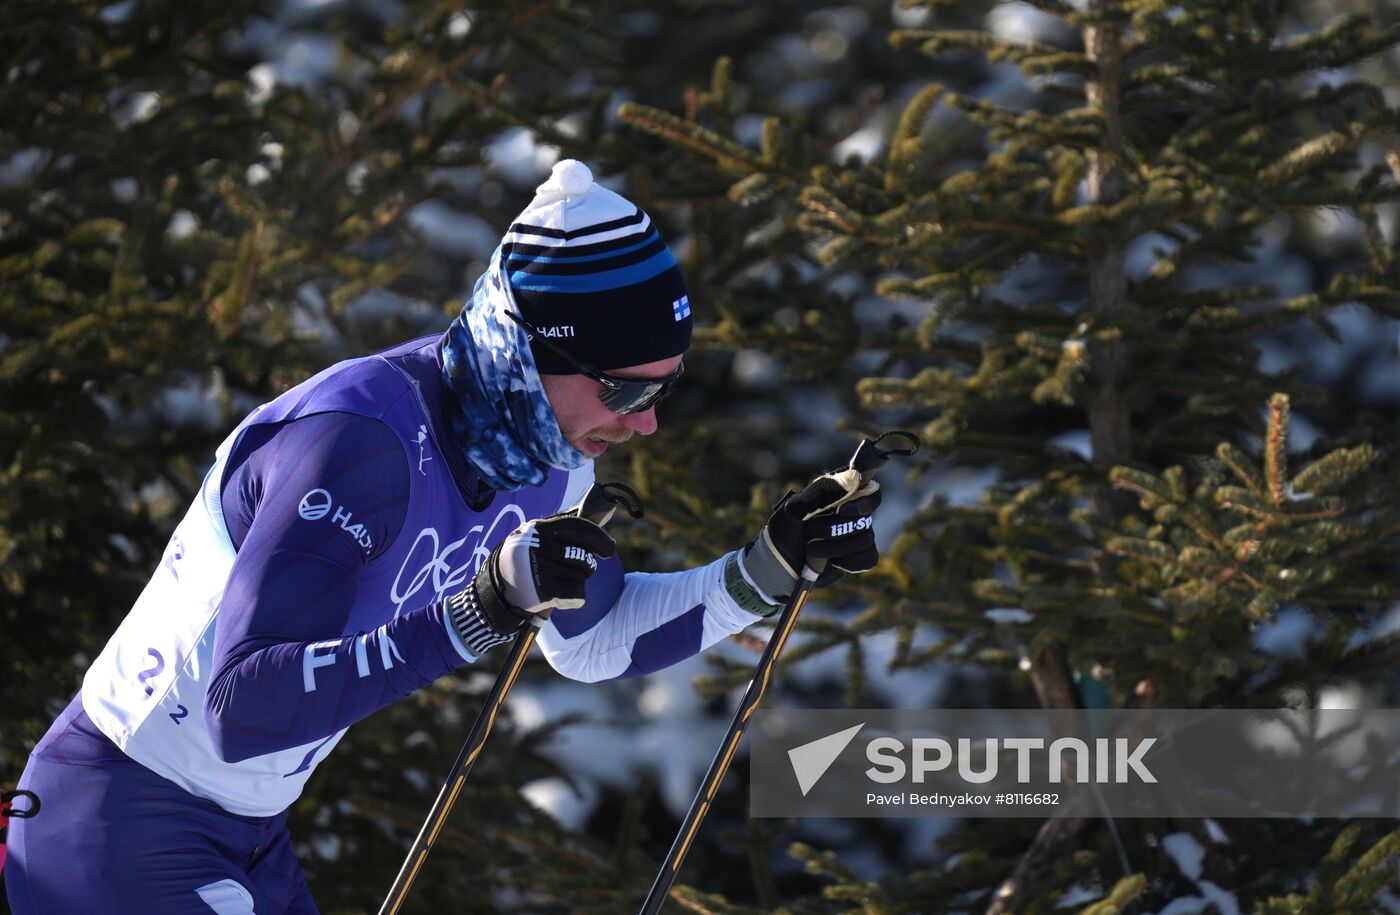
[637,431,919,915]
[378,481,643,915]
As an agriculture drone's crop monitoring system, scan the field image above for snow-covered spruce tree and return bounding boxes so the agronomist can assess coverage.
[615,1,1400,911]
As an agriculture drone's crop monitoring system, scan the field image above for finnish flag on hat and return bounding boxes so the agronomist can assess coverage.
[503,160,692,374]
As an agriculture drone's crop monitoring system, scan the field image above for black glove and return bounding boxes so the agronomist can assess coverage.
[724,467,882,616]
[446,514,616,656]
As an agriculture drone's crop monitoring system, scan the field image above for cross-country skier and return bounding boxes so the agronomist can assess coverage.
[5,160,883,915]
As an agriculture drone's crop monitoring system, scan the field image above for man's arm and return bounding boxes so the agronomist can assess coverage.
[203,412,484,764]
[535,466,885,683]
[535,552,763,683]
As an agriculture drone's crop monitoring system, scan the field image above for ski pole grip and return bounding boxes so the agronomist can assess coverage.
[801,431,919,582]
[527,482,642,623]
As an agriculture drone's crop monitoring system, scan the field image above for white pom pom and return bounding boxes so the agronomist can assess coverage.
[552,159,593,197]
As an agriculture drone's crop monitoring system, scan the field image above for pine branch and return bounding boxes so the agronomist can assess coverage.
[1259,120,1393,188]
[1264,393,1289,507]
[883,82,944,197]
[1290,445,1378,495]
[890,29,1074,68]
[617,103,771,175]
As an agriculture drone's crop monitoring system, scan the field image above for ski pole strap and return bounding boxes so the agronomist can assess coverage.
[800,430,920,582]
[849,429,920,477]
[572,480,643,526]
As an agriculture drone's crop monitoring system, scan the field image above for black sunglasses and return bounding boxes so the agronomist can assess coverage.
[504,310,685,415]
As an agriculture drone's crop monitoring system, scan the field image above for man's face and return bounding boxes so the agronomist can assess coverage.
[540,355,683,457]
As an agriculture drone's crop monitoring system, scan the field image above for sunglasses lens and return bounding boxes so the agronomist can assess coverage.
[600,380,676,414]
[595,361,685,414]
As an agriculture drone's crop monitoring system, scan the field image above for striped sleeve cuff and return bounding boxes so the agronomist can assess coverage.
[440,600,477,663]
[447,581,516,658]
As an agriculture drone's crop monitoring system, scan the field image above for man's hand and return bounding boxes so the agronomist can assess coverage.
[724,468,882,616]
[493,514,617,618]
[447,514,616,653]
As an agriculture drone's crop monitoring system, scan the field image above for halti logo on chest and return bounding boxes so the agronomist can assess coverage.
[536,325,575,338]
[298,488,373,553]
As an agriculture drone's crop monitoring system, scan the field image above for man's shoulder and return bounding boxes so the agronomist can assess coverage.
[260,335,440,429]
[323,337,439,418]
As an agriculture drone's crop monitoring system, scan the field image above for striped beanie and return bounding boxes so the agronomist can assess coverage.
[503,160,692,374]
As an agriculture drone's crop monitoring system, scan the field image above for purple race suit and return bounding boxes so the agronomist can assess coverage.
[6,335,763,914]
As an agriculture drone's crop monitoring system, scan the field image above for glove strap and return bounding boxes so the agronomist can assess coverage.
[448,554,530,656]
